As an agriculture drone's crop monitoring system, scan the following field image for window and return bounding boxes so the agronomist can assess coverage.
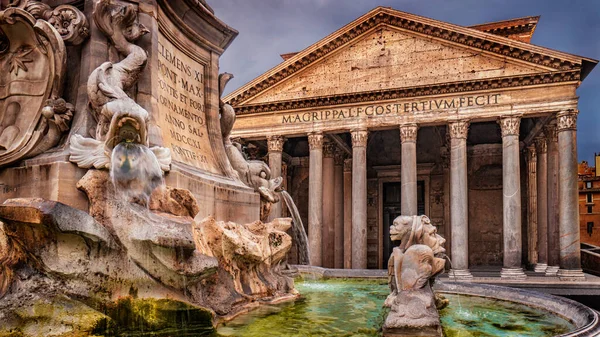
[588,222,594,236]
[588,205,593,214]
[586,181,593,189]
[587,193,593,203]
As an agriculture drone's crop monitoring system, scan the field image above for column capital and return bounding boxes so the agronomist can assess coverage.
[307,132,324,150]
[351,129,368,148]
[399,123,418,143]
[343,158,352,172]
[543,123,558,142]
[448,120,470,139]
[498,115,521,137]
[334,149,345,165]
[556,110,578,132]
[534,134,547,154]
[526,144,537,163]
[323,141,336,158]
[267,135,285,153]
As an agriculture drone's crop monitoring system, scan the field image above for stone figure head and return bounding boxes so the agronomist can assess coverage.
[390,215,445,256]
[397,244,445,291]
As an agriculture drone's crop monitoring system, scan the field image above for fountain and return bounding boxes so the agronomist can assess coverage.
[0,1,599,336]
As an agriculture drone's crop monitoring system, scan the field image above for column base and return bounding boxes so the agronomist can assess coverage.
[557,269,586,281]
[545,266,559,276]
[448,269,473,281]
[500,267,527,279]
[533,263,548,273]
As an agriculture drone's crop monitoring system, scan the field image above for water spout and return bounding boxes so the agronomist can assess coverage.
[280,190,310,265]
[110,142,164,205]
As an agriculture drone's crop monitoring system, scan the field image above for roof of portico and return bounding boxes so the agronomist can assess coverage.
[224,7,597,114]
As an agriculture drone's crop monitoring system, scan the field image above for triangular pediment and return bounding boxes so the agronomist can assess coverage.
[225,7,596,108]
[241,26,549,105]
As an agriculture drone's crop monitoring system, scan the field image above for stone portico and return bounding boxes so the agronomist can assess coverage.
[224,8,597,280]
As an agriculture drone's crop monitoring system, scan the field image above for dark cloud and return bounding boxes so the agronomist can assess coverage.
[210,0,600,162]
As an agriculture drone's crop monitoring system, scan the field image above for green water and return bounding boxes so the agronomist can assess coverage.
[214,279,576,337]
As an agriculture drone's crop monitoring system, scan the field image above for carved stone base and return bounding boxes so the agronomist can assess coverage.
[545,265,560,276]
[383,325,443,337]
[534,263,548,273]
[448,269,473,281]
[557,269,586,281]
[500,267,527,279]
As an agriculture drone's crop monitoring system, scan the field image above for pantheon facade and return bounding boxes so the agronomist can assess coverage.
[224,7,598,280]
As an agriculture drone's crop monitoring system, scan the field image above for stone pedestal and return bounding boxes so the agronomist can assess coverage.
[534,135,548,273]
[545,123,560,276]
[322,141,336,268]
[334,151,345,269]
[499,116,526,279]
[343,158,353,269]
[351,129,368,269]
[399,124,418,216]
[556,111,585,280]
[308,132,324,266]
[448,121,472,280]
[267,135,285,221]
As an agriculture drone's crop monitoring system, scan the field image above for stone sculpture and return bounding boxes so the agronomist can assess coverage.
[383,215,447,337]
[0,4,80,167]
[219,72,283,221]
[69,0,171,171]
[0,1,297,335]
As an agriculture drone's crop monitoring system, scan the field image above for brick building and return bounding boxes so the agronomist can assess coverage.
[579,156,600,246]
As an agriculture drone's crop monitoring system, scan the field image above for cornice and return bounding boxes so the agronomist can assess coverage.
[225,7,595,105]
[233,70,579,115]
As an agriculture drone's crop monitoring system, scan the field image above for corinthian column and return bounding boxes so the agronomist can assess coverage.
[343,158,353,269]
[526,145,538,268]
[351,129,368,269]
[448,120,472,280]
[308,132,324,266]
[334,150,345,269]
[322,141,336,268]
[534,135,548,273]
[499,116,526,279]
[267,135,285,221]
[556,111,585,280]
[399,124,418,216]
[545,122,560,276]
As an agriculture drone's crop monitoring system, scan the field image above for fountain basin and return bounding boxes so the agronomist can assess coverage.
[214,271,600,337]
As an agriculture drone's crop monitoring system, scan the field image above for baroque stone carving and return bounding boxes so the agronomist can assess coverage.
[307,131,323,150]
[351,129,368,147]
[399,123,418,143]
[8,1,89,45]
[498,115,521,137]
[267,135,285,152]
[69,0,171,171]
[0,6,75,167]
[557,110,578,132]
[383,215,446,336]
[448,120,469,139]
[219,73,283,221]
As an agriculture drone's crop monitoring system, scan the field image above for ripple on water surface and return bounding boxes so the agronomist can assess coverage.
[214,280,575,337]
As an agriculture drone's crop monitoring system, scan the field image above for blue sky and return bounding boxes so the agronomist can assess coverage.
[211,0,600,163]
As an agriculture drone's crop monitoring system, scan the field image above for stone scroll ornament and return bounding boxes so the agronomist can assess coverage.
[219,73,283,221]
[69,0,171,171]
[383,215,447,336]
[0,5,82,167]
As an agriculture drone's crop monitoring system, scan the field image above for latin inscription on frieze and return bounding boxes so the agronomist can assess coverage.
[157,34,218,173]
[282,93,501,124]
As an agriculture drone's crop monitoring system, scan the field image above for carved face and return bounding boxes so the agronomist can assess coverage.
[421,223,446,256]
[389,215,413,242]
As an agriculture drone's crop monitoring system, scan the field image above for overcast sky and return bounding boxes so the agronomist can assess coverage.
[211,0,600,163]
